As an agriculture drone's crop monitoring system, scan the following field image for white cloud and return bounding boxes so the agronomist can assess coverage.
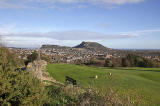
[33,0,144,5]
[0,26,137,47]
[96,0,144,5]
[1,24,160,47]
[0,0,145,9]
[1,30,137,40]
[0,0,28,9]
[120,29,160,36]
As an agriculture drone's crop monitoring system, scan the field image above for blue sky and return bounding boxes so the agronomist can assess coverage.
[0,0,160,49]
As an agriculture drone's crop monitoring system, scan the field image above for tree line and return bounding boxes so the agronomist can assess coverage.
[85,54,160,68]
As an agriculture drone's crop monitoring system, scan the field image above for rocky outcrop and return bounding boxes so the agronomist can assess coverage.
[41,45,71,50]
[74,41,109,52]
[27,59,63,85]
[27,60,47,79]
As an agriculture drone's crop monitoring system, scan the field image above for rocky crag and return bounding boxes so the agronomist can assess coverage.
[27,59,47,79]
[27,59,62,85]
[74,41,109,52]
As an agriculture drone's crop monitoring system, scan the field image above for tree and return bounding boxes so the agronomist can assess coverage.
[122,58,130,67]
[25,51,38,65]
[105,59,113,67]
[122,54,160,68]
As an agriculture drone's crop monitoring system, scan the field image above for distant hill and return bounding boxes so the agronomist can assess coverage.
[74,41,109,52]
[41,42,111,52]
[41,45,71,49]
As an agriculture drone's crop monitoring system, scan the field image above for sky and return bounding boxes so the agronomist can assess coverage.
[0,0,160,49]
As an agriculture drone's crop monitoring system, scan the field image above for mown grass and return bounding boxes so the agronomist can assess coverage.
[47,64,160,105]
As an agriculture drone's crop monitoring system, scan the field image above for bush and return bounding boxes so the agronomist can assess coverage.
[0,47,48,105]
[25,51,38,65]
[85,58,105,67]
[45,84,135,106]
[122,54,160,68]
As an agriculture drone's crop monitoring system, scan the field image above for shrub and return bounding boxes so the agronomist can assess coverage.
[0,47,48,105]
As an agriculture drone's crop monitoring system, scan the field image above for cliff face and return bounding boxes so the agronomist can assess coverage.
[27,60,47,79]
[41,45,71,49]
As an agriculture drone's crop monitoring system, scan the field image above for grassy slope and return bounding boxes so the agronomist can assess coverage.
[47,64,160,105]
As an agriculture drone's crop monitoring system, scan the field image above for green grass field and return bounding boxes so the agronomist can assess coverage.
[47,64,160,105]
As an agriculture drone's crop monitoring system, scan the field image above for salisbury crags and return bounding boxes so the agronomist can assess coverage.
[41,41,110,52]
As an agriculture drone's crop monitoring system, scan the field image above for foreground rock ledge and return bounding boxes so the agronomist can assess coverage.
[27,60,47,79]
